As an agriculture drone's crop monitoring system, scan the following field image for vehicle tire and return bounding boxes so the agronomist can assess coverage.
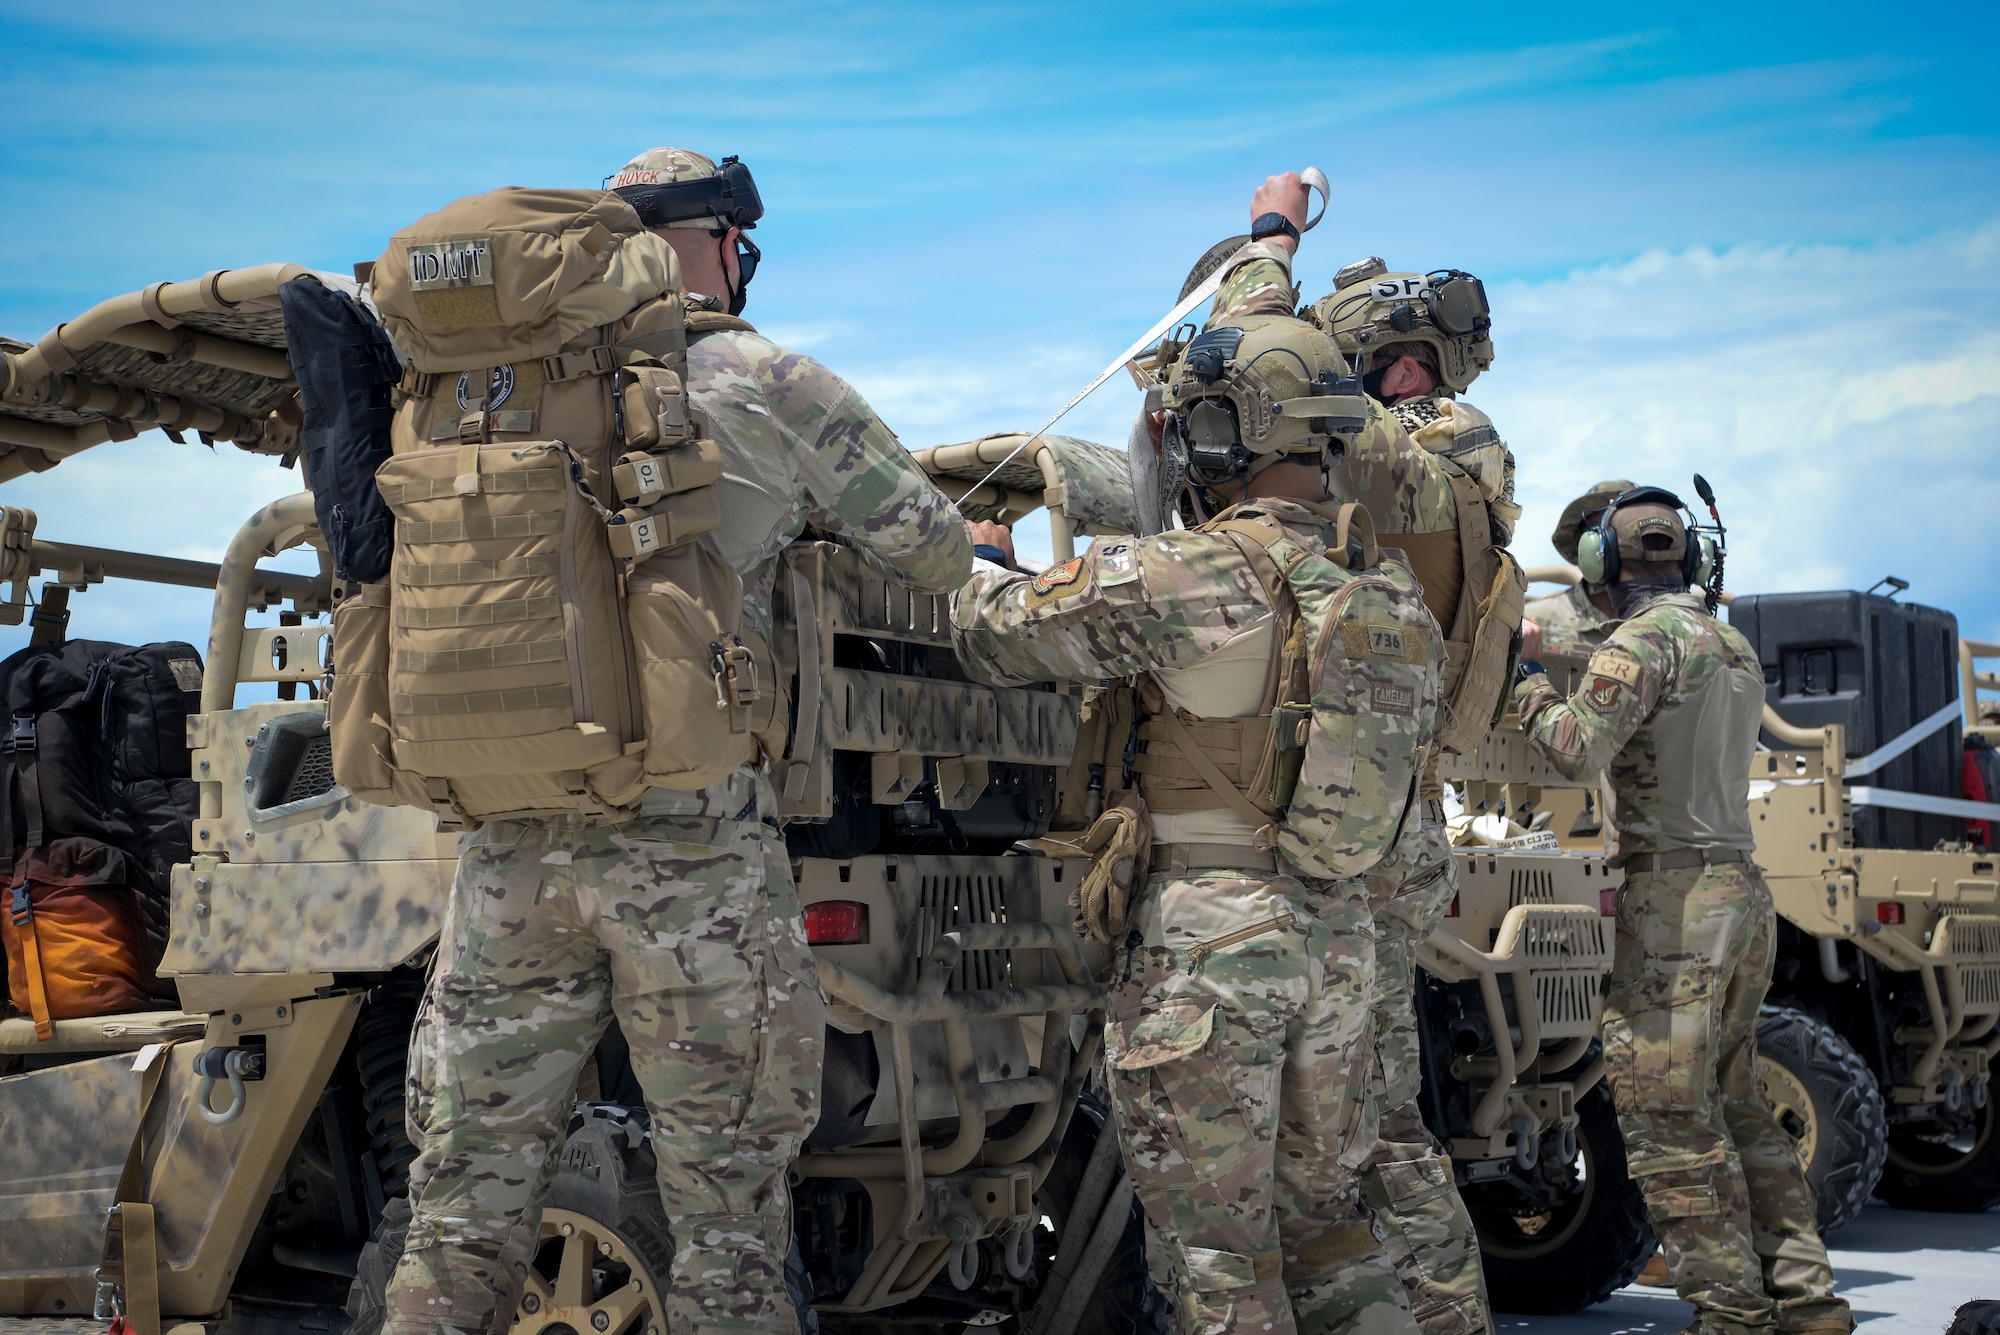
[346,1105,678,1335]
[1021,1088,1171,1335]
[1468,1082,1655,1314]
[1876,1094,2000,1213]
[1754,1004,1887,1233]
[819,1090,1168,1335]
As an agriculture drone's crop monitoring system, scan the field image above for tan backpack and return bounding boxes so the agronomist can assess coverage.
[326,188,782,827]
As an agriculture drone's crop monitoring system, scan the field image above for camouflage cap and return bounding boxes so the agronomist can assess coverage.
[607,147,729,228]
[1607,501,1688,567]
[1552,478,1636,563]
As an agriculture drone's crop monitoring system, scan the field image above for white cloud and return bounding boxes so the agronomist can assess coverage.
[1474,222,2000,641]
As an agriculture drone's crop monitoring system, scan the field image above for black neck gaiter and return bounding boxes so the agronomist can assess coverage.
[1610,575,1687,619]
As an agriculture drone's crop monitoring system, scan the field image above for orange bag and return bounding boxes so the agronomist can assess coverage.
[2,838,151,1039]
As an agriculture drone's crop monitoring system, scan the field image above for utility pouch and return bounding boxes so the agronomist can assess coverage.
[1268,702,1312,808]
[616,365,690,451]
[1073,789,1152,945]
[326,582,397,802]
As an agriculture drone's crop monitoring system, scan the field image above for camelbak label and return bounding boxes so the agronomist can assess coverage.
[407,238,493,291]
[1371,684,1416,716]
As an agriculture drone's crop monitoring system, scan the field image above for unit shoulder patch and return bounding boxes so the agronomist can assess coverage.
[1585,677,1625,712]
[1022,556,1092,609]
[1586,651,1645,688]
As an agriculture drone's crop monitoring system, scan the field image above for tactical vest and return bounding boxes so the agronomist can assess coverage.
[1133,500,1443,880]
[326,188,781,827]
[1386,399,1526,757]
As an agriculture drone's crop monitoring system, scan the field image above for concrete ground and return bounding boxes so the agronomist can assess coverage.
[1494,1204,2000,1335]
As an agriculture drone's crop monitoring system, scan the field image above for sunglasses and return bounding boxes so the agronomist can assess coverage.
[713,228,760,285]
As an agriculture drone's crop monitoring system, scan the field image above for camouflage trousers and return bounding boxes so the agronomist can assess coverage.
[1358,817,1491,1335]
[1111,854,1416,1335]
[1605,862,1849,1335]
[385,777,826,1335]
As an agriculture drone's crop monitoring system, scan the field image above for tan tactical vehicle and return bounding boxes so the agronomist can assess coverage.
[0,268,1166,1335]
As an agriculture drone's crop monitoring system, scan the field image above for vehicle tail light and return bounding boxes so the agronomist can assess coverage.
[805,900,869,945]
[1877,902,1904,925]
[1600,888,1617,916]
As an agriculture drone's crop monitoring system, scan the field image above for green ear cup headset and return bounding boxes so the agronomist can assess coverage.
[1575,484,1720,593]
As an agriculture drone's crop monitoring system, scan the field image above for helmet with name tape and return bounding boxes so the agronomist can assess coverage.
[1308,256,1494,395]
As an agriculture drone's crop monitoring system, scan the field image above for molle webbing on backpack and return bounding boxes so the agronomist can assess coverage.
[326,188,781,825]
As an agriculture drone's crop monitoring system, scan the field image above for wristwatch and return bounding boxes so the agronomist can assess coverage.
[1250,212,1300,244]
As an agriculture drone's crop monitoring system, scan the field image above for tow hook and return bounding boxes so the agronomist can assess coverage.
[194,1046,266,1127]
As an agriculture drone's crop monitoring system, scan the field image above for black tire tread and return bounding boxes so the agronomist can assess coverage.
[1476,1083,1655,1314]
[1754,1003,1888,1233]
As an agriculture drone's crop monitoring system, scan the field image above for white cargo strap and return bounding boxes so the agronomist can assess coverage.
[1845,699,1964,778]
[1848,787,2000,822]
[962,166,1330,502]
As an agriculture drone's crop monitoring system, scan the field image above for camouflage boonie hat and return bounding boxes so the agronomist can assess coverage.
[1552,479,1635,564]
[1608,501,1688,567]
[607,147,724,228]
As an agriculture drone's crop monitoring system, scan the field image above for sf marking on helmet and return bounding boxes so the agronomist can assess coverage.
[1310,256,1495,396]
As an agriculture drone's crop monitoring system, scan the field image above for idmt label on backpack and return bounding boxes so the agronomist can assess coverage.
[407,239,494,291]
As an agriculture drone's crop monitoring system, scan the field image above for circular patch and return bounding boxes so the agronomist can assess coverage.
[456,365,516,411]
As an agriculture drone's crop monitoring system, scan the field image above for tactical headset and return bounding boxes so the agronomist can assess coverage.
[1575,485,1717,589]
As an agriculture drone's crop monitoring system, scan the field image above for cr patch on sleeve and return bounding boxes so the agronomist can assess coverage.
[1586,651,1644,687]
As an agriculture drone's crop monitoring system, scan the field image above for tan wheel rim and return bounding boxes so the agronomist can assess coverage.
[508,1207,662,1335]
[1759,1056,1818,1170]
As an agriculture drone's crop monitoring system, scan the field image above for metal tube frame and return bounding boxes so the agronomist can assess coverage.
[795,922,1107,1313]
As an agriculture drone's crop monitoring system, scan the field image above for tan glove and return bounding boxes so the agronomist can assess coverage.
[1072,790,1152,945]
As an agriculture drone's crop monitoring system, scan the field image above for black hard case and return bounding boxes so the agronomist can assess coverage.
[1728,591,1961,850]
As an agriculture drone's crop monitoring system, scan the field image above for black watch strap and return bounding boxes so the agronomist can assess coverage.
[1250,211,1301,243]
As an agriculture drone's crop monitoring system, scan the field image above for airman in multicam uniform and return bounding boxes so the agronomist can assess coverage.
[958,308,1433,1335]
[1522,479,1633,658]
[382,149,971,1335]
[1205,175,1524,1335]
[1512,494,1852,1335]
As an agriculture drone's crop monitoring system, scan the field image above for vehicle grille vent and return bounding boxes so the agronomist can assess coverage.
[916,871,1013,991]
[1532,971,1602,1038]
[284,733,337,805]
[1508,867,1556,908]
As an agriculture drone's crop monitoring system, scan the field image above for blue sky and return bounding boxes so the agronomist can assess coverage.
[3,0,1997,668]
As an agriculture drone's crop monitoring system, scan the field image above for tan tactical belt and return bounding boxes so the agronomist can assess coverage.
[1621,846,1752,874]
[1149,843,1279,876]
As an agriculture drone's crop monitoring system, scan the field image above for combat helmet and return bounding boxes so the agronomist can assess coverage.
[607,147,764,230]
[1308,257,1494,395]
[1156,314,1368,522]
[1552,479,1636,565]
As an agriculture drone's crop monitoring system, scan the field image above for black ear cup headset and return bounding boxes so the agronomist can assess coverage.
[1576,479,1727,611]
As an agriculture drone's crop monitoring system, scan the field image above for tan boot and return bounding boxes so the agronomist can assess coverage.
[1636,1250,1674,1288]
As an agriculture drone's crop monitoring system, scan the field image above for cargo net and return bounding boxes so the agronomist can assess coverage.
[916,869,1014,991]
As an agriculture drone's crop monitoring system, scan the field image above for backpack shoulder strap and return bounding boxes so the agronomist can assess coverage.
[686,310,757,338]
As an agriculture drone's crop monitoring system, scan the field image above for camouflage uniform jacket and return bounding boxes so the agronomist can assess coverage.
[1524,582,1617,658]
[1513,590,1766,859]
[687,297,972,644]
